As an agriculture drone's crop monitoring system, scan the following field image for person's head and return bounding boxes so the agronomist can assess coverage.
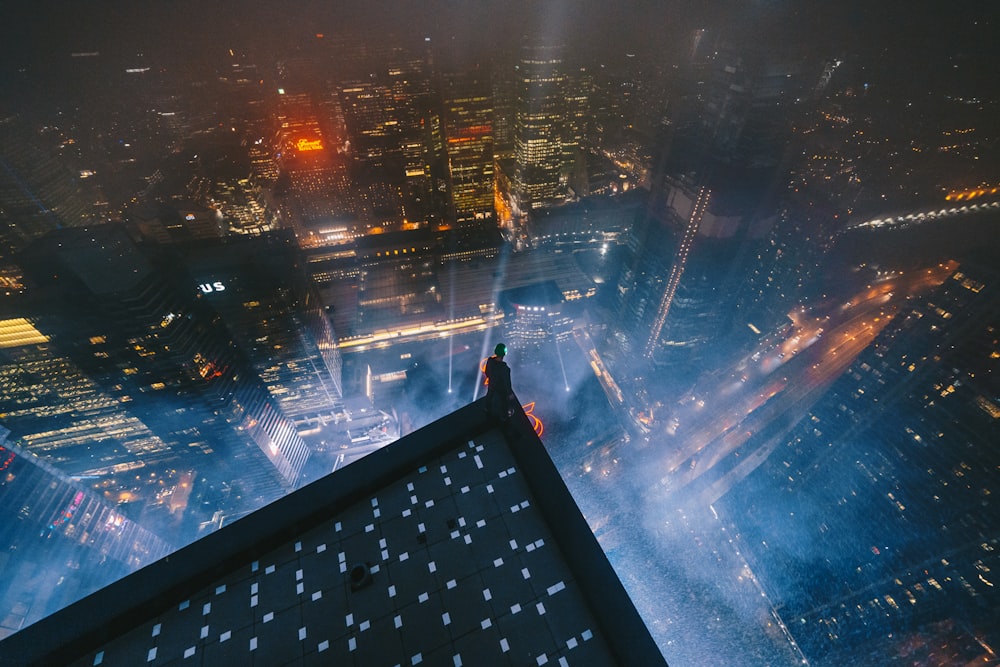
[494,343,507,358]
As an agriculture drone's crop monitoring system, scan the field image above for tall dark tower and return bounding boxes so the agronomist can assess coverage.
[613,44,817,375]
[182,232,343,422]
[0,113,95,257]
[613,169,739,376]
[16,226,311,512]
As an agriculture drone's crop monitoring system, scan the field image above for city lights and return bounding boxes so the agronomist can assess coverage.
[0,3,997,664]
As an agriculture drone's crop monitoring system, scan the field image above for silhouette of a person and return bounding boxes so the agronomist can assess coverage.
[484,343,513,422]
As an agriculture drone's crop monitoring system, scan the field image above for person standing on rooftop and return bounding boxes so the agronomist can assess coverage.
[484,343,514,423]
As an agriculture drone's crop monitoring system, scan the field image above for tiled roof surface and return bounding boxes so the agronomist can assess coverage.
[3,400,667,666]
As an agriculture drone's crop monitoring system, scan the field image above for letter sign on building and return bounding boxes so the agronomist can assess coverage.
[198,281,226,294]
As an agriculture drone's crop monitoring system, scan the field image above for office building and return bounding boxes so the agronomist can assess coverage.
[512,42,570,212]
[499,281,571,365]
[613,172,739,374]
[442,71,495,225]
[181,232,343,422]
[612,44,818,373]
[275,87,355,231]
[15,226,311,512]
[0,431,172,639]
[0,316,172,483]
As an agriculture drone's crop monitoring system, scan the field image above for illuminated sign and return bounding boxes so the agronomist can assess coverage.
[198,281,226,294]
[523,402,544,438]
[296,138,324,152]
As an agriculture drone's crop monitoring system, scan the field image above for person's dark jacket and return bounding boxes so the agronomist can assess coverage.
[484,355,513,420]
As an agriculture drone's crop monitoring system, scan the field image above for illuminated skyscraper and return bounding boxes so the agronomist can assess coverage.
[642,182,712,361]
[337,51,440,226]
[500,281,571,365]
[442,71,495,224]
[386,50,440,224]
[339,81,397,171]
[513,41,570,212]
[275,89,354,230]
[0,317,173,482]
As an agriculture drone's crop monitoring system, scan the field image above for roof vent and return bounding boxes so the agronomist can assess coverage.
[348,563,373,591]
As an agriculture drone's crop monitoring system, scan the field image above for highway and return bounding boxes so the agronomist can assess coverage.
[647,261,958,501]
[563,261,959,665]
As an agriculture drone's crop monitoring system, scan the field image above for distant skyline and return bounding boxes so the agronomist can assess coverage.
[3,2,997,110]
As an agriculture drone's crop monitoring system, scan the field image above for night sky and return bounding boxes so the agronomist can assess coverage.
[2,1,997,92]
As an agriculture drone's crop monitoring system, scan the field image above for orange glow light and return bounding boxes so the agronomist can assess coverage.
[296,138,324,152]
[945,182,1000,202]
[522,402,544,438]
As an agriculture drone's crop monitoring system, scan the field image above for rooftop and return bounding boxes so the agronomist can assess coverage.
[1,399,666,667]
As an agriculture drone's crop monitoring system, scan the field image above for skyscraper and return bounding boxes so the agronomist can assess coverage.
[275,88,354,232]
[612,170,740,374]
[0,431,172,639]
[182,232,343,422]
[499,281,571,366]
[442,70,495,225]
[0,316,173,484]
[512,41,570,212]
[14,226,311,512]
[612,44,817,373]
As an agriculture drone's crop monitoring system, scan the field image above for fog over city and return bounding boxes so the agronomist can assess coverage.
[1,2,998,665]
